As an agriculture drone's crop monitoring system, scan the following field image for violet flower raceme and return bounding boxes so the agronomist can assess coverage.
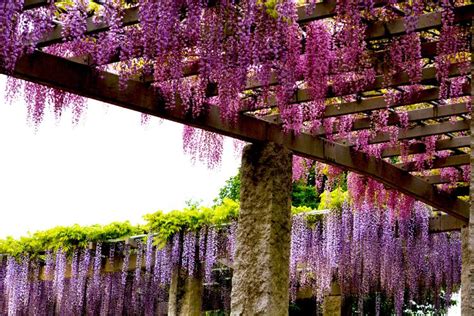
[304,21,332,131]
[183,126,224,169]
[131,240,144,314]
[0,201,462,315]
[0,0,24,72]
[204,227,217,283]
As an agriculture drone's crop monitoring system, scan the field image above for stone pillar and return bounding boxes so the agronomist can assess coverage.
[465,17,474,316]
[180,275,203,315]
[322,282,341,316]
[461,227,472,315]
[168,270,203,316]
[230,142,293,316]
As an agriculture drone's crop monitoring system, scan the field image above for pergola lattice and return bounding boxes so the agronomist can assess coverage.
[7,0,472,228]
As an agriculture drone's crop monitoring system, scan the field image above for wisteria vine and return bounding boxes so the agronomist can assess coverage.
[0,201,461,315]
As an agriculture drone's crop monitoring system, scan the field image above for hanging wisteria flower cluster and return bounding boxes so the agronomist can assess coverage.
[1,201,460,315]
[2,1,469,167]
[0,226,235,315]
[289,202,461,316]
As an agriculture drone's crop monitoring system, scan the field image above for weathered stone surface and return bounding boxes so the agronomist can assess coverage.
[323,281,341,316]
[461,227,472,315]
[168,270,181,316]
[230,142,293,316]
[465,21,474,316]
[168,269,203,316]
[323,296,342,316]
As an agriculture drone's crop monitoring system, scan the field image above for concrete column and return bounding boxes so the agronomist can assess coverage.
[167,270,182,316]
[230,142,293,316]
[180,275,203,315]
[461,227,472,315]
[322,282,341,316]
[168,270,203,316]
[465,17,474,316]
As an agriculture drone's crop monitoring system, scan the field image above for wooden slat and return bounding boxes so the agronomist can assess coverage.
[238,63,468,118]
[396,154,470,172]
[303,102,469,136]
[38,6,140,47]
[422,174,466,185]
[78,36,439,81]
[37,3,474,47]
[366,4,474,39]
[270,64,465,108]
[381,136,470,158]
[23,0,50,10]
[451,186,469,197]
[369,120,469,144]
[429,214,465,233]
[7,51,469,221]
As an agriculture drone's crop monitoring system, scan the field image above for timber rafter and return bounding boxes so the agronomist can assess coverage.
[8,0,473,224]
[8,51,470,221]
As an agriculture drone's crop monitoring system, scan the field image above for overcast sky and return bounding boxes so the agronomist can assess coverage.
[0,75,241,238]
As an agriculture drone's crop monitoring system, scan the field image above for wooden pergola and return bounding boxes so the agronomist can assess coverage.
[9,0,471,225]
[2,1,473,314]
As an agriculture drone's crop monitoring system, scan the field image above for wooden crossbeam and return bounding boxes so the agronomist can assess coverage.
[142,41,441,84]
[366,5,474,39]
[36,3,474,47]
[295,102,470,137]
[422,174,466,185]
[381,136,470,157]
[261,64,467,109]
[23,0,50,10]
[429,214,465,233]
[70,35,439,80]
[6,51,469,221]
[451,185,469,197]
[396,154,470,172]
[369,120,469,144]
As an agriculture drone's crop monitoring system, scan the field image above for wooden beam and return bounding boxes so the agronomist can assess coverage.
[366,4,474,39]
[422,174,466,185]
[261,63,466,109]
[396,154,470,172]
[74,35,439,83]
[451,186,469,197]
[381,136,470,158]
[37,3,474,47]
[369,120,469,144]
[300,103,469,137]
[236,63,468,118]
[429,214,465,233]
[142,40,441,84]
[6,51,469,221]
[23,0,50,10]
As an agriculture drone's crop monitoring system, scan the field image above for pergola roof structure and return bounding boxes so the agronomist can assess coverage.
[4,0,473,226]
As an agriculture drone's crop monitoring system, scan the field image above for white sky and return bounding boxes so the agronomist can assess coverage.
[0,75,241,238]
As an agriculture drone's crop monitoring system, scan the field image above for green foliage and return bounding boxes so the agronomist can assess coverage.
[215,170,320,209]
[1,168,331,257]
[214,171,241,205]
[257,0,279,18]
[143,198,239,245]
[318,187,348,210]
[0,221,143,258]
[292,181,319,209]
[55,1,101,14]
